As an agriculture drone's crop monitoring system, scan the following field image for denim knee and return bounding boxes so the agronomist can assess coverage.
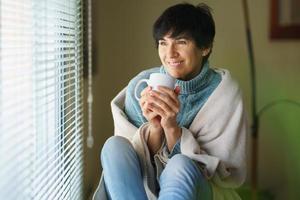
[164,154,197,173]
[100,136,133,163]
[100,136,148,200]
[168,154,192,166]
[160,154,205,184]
[159,154,212,200]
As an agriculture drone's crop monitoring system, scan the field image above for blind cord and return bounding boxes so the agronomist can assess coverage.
[87,0,94,148]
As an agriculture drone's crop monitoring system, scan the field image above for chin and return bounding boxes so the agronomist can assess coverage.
[168,72,183,80]
[164,66,185,79]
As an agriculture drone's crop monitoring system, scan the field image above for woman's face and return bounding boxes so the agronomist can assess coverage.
[158,34,210,81]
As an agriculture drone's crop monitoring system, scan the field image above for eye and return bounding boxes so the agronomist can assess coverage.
[177,40,187,45]
[158,40,167,46]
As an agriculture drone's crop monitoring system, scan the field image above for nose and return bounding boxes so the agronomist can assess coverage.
[166,43,179,58]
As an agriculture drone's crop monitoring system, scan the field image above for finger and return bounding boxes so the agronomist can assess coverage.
[149,91,180,113]
[148,102,177,121]
[149,102,179,123]
[140,89,152,107]
[139,95,146,108]
[147,102,165,117]
[142,101,156,114]
[144,109,157,119]
[150,91,179,114]
[140,86,153,107]
[142,104,160,120]
[148,93,179,114]
[156,86,180,106]
[157,86,180,96]
[141,103,151,115]
[140,86,152,96]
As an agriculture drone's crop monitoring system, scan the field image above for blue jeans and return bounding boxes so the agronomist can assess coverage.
[101,136,212,200]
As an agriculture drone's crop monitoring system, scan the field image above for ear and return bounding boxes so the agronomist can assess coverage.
[202,47,211,57]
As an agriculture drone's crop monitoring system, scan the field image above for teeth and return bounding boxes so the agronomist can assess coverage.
[169,61,182,66]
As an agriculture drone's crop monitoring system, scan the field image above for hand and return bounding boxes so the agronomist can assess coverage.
[140,86,164,155]
[146,86,182,151]
[139,86,162,130]
[146,86,180,130]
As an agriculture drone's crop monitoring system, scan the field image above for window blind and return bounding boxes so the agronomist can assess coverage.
[0,0,84,199]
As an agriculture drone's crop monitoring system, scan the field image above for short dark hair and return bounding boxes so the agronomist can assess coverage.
[153,3,215,59]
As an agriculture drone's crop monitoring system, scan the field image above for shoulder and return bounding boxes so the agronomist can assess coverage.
[206,67,243,110]
[211,68,240,93]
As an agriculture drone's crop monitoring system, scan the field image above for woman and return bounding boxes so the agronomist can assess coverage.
[94,3,247,200]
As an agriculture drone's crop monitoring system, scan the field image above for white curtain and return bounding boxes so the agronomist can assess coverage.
[0,0,84,199]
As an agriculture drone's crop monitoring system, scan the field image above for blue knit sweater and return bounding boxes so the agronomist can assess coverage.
[124,62,221,155]
[125,62,221,127]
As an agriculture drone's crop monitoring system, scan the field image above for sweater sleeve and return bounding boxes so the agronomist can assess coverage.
[124,78,145,128]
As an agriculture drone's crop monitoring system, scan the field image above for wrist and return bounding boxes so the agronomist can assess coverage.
[164,126,181,137]
[164,126,182,151]
[147,124,164,156]
[149,123,163,133]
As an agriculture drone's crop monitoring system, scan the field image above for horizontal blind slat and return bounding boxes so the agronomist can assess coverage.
[2,107,83,148]
[33,145,83,198]
[0,0,84,199]
[34,145,83,199]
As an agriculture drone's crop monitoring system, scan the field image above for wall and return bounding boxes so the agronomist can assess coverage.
[85,0,300,199]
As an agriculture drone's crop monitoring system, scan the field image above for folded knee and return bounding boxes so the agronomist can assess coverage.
[101,136,132,159]
[168,154,191,166]
[159,154,212,199]
[161,154,203,181]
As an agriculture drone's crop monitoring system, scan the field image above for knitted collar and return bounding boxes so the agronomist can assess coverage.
[159,61,213,94]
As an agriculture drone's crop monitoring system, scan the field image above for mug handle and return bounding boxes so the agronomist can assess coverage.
[134,79,149,101]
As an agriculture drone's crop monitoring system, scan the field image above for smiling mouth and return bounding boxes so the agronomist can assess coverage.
[168,61,183,67]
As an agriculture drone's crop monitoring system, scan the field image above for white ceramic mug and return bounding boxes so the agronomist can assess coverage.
[134,73,176,101]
